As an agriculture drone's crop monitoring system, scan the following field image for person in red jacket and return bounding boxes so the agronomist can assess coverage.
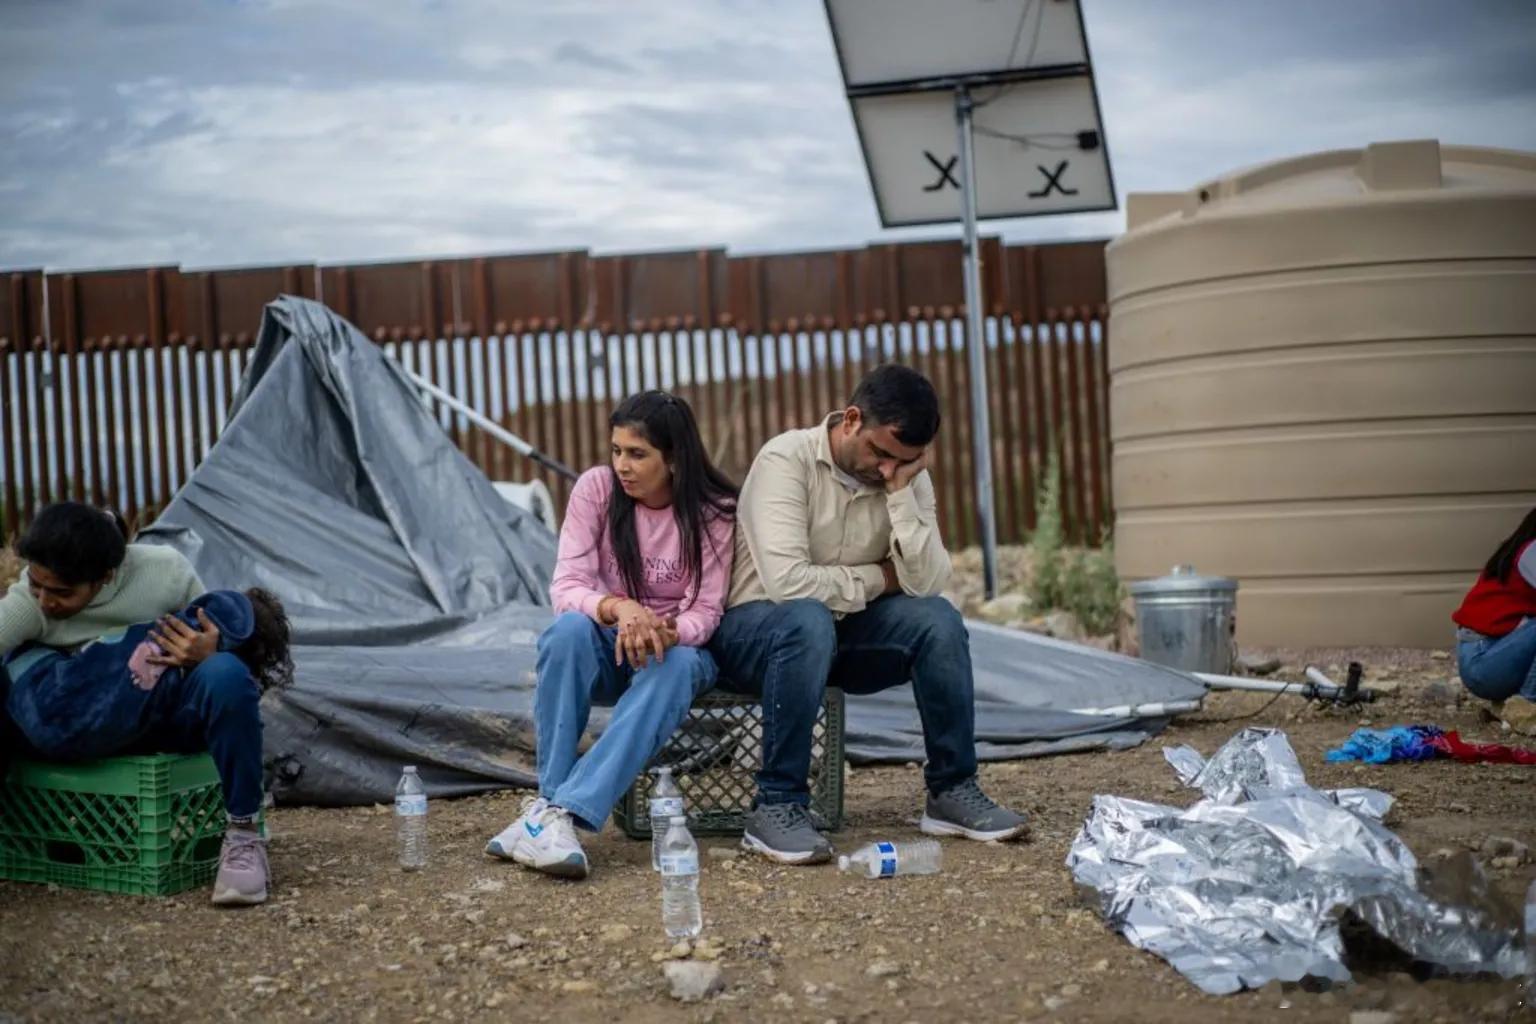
[1452,507,1536,703]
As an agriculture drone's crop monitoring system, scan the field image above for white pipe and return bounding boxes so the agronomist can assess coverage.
[1303,666,1339,690]
[1194,667,1345,699]
[1197,673,1303,694]
[1068,700,1205,718]
[392,360,577,480]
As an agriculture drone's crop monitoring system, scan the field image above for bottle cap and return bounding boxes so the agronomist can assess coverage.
[404,766,418,773]
[669,815,687,825]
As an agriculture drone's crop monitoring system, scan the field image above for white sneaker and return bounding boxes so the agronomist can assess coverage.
[485,795,548,860]
[494,801,589,879]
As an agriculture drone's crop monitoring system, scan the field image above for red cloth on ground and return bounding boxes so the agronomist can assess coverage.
[1427,730,1536,765]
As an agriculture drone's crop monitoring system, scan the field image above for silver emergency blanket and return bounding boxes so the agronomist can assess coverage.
[141,295,1207,805]
[1068,728,1524,993]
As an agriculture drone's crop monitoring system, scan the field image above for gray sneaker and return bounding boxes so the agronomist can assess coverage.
[742,802,834,865]
[211,827,269,907]
[921,778,1029,842]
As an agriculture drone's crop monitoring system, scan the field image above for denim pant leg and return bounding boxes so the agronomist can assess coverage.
[0,663,24,774]
[534,612,628,802]
[551,646,718,830]
[1458,619,1536,701]
[834,595,978,796]
[139,652,265,819]
[709,600,837,807]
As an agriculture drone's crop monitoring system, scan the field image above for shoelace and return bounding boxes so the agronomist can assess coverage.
[539,805,578,840]
[943,779,996,814]
[222,832,265,870]
[761,802,815,832]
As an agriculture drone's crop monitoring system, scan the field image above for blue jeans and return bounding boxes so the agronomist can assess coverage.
[535,612,718,831]
[2,649,264,820]
[708,595,977,806]
[140,652,265,820]
[1458,619,1536,702]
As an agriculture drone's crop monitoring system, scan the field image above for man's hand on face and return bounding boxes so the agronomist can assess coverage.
[885,447,930,494]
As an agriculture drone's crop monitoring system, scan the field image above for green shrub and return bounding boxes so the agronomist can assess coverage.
[1060,542,1123,637]
[1027,448,1065,612]
[1027,447,1122,636]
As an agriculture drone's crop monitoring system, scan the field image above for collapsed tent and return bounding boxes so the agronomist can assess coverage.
[141,296,1207,805]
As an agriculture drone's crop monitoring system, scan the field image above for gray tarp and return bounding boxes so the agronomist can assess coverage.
[141,296,1207,806]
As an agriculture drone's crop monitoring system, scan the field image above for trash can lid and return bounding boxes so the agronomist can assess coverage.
[1127,564,1238,596]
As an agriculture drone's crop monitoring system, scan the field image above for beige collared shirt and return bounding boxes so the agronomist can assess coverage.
[726,413,951,614]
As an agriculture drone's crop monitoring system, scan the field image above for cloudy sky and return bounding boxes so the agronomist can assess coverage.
[2,0,1533,272]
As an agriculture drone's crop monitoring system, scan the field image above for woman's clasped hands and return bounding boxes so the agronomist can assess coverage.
[608,599,678,669]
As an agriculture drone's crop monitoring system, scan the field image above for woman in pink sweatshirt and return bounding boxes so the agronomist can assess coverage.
[486,390,737,878]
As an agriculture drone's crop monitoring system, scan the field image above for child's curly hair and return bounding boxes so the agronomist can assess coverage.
[240,587,294,693]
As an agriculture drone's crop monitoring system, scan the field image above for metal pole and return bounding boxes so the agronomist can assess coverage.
[1196,674,1323,697]
[955,84,998,598]
[1194,666,1372,703]
[392,358,579,481]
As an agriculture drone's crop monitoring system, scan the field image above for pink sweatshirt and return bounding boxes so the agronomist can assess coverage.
[549,467,736,646]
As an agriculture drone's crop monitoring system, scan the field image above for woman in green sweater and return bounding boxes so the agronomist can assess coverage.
[1,502,272,906]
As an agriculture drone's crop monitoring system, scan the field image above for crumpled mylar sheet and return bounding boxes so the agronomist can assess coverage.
[1066,727,1524,994]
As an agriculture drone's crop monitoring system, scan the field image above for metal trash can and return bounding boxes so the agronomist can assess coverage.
[1128,566,1238,674]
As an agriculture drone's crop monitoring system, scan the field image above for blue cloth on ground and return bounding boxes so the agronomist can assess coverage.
[2,590,254,760]
[1324,725,1444,764]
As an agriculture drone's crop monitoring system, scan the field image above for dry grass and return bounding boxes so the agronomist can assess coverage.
[0,546,19,589]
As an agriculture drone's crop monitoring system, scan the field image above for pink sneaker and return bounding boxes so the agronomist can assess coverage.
[211,827,269,907]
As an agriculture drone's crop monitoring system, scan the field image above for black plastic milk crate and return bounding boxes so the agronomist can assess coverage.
[612,687,845,838]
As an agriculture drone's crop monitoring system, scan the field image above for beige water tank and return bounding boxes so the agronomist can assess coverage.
[1108,140,1536,648]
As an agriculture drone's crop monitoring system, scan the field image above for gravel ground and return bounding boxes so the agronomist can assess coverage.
[4,647,1535,1023]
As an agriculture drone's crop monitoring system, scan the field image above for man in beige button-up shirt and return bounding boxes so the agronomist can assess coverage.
[709,365,1028,865]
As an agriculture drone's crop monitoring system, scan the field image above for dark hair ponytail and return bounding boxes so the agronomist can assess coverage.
[605,391,736,608]
[1484,506,1536,582]
[102,507,130,541]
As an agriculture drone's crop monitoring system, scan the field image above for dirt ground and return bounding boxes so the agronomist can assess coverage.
[4,648,1535,1023]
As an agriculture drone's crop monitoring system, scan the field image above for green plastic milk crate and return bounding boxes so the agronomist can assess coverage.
[613,687,846,839]
[0,753,229,896]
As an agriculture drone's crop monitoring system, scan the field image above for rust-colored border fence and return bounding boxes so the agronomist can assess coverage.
[1,238,1110,546]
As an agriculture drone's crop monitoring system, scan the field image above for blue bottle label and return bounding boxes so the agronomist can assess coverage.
[877,841,897,877]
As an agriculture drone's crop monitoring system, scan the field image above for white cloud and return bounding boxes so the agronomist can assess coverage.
[0,0,1532,269]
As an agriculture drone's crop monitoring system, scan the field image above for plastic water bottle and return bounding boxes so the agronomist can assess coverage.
[649,767,685,871]
[1524,878,1536,989]
[658,815,702,938]
[395,766,428,871]
[837,839,942,878]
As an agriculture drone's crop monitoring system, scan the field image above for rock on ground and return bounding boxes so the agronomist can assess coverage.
[663,960,724,1002]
